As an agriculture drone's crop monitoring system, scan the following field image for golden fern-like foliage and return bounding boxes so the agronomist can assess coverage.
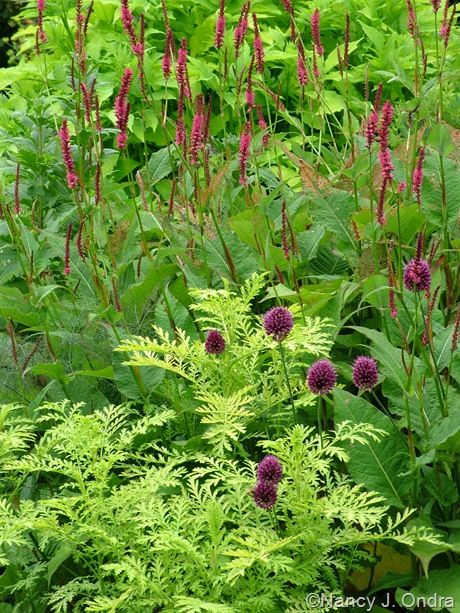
[117,274,336,452]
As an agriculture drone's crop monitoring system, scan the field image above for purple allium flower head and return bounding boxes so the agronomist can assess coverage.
[352,356,378,390]
[204,330,226,355]
[257,455,283,484]
[307,359,337,395]
[403,258,431,292]
[252,480,278,510]
[263,306,294,341]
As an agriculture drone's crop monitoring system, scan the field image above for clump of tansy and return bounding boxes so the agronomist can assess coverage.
[252,455,283,510]
[352,356,378,391]
[204,329,226,355]
[257,455,283,484]
[307,359,337,395]
[263,306,294,342]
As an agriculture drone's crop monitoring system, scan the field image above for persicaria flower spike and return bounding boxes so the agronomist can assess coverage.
[253,13,264,73]
[311,9,324,56]
[307,359,337,395]
[412,146,425,203]
[256,105,269,148]
[257,455,283,484]
[352,356,378,390]
[162,27,173,79]
[252,480,277,510]
[263,306,294,341]
[378,101,394,182]
[204,330,226,355]
[365,110,379,149]
[297,40,308,86]
[58,120,78,189]
[37,0,47,44]
[121,0,137,48]
[215,0,226,49]
[190,94,205,165]
[64,222,72,276]
[176,38,191,99]
[234,1,250,57]
[238,122,252,186]
[114,68,133,149]
[431,0,442,11]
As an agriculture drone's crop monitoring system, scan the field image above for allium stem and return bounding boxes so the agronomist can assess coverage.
[278,341,296,423]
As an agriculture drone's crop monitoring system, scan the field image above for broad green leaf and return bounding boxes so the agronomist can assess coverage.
[334,389,411,508]
[397,565,460,612]
[308,190,357,256]
[426,124,454,156]
[146,147,173,184]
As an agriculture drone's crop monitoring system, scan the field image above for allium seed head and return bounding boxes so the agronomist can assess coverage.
[307,359,337,395]
[352,356,378,390]
[403,258,431,292]
[257,455,283,484]
[204,330,226,355]
[263,306,294,341]
[252,480,278,510]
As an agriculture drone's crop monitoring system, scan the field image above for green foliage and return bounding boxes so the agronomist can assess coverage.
[0,400,441,611]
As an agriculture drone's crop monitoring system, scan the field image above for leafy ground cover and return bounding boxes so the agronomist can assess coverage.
[0,0,459,610]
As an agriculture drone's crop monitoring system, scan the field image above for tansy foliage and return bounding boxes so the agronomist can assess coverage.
[117,274,335,451]
[0,401,441,612]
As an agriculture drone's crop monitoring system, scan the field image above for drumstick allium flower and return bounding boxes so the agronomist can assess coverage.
[352,356,378,390]
[257,455,283,484]
[403,233,431,292]
[307,359,337,395]
[204,330,226,355]
[252,480,278,510]
[263,306,294,341]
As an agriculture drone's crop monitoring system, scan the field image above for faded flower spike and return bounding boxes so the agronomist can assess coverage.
[352,356,378,390]
[403,259,431,292]
[263,306,294,341]
[307,359,337,395]
[204,330,226,355]
[257,455,283,484]
[252,479,278,510]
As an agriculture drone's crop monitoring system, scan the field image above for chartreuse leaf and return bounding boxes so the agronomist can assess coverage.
[334,389,411,508]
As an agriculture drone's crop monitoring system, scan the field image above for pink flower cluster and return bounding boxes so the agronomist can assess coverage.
[215,0,226,49]
[115,68,133,149]
[311,9,324,56]
[239,122,252,186]
[412,146,425,203]
[58,120,78,189]
[234,2,250,58]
